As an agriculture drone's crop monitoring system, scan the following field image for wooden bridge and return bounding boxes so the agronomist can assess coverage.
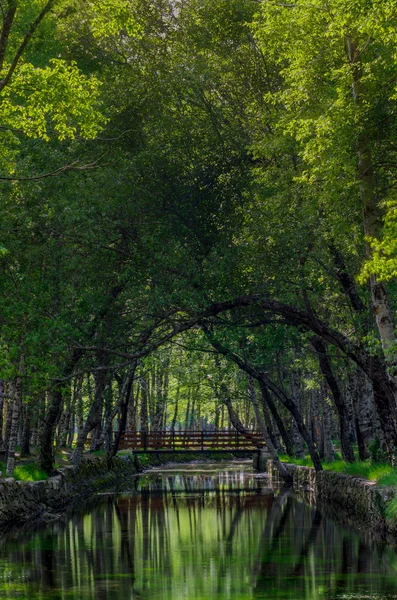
[119,430,265,454]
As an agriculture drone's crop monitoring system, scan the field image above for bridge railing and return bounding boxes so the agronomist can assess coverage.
[119,430,265,451]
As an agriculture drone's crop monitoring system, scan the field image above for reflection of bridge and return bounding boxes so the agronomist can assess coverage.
[119,430,266,453]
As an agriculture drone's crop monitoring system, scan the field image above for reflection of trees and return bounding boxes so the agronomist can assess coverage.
[251,496,397,600]
[292,508,322,577]
[1,470,397,599]
[251,489,290,589]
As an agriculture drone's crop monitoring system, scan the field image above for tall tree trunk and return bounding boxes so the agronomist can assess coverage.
[140,375,148,432]
[112,363,137,456]
[348,370,370,460]
[0,379,4,450]
[258,377,322,471]
[6,376,22,476]
[260,384,295,456]
[76,374,85,440]
[203,327,323,471]
[20,403,31,457]
[40,385,63,474]
[31,392,46,449]
[71,367,109,466]
[189,398,196,430]
[184,391,191,430]
[214,402,220,431]
[289,371,306,458]
[171,379,180,433]
[321,396,335,462]
[249,382,292,484]
[58,386,71,449]
[152,366,164,432]
[2,385,9,451]
[220,403,225,430]
[250,379,279,450]
[222,393,246,433]
[347,36,397,386]
[3,391,11,455]
[311,337,355,463]
[127,380,138,432]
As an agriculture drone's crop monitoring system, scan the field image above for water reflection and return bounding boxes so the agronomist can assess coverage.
[0,462,396,599]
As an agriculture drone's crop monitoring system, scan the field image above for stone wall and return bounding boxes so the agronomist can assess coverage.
[0,451,239,527]
[0,455,142,525]
[266,460,397,539]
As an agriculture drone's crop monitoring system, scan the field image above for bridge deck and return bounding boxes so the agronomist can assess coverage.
[119,430,265,452]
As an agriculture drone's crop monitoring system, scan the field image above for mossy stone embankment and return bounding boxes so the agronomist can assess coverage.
[266,460,397,541]
[0,451,244,527]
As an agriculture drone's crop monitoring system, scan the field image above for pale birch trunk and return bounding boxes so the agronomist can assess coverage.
[140,375,149,432]
[348,369,370,459]
[321,396,335,462]
[2,386,8,449]
[6,362,23,476]
[170,379,180,433]
[347,36,397,378]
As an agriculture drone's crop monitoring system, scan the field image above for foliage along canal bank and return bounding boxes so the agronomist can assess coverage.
[2,449,397,544]
[265,460,397,542]
[0,452,245,528]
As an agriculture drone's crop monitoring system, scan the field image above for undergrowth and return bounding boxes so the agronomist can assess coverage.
[279,454,395,482]
[13,464,48,482]
[280,453,397,523]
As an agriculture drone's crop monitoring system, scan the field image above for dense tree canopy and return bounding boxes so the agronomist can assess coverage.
[1,0,397,476]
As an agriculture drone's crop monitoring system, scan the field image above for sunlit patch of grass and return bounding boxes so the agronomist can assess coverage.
[13,463,48,481]
[368,464,394,482]
[278,454,314,467]
[281,453,397,525]
[327,461,372,478]
[376,468,397,486]
[280,454,394,483]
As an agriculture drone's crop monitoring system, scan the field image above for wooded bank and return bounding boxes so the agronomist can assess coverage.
[1,0,397,477]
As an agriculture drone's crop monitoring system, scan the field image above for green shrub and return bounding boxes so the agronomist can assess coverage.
[13,464,48,482]
[368,464,394,482]
[376,468,397,487]
[368,438,387,463]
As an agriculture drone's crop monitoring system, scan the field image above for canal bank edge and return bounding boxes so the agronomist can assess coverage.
[265,459,397,540]
[0,452,244,527]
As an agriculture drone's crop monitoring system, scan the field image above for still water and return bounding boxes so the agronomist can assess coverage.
[0,460,396,600]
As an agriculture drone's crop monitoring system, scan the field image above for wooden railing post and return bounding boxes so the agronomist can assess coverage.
[143,431,147,452]
[201,431,204,451]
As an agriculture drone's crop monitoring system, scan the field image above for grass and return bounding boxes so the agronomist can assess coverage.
[13,463,48,482]
[279,453,396,483]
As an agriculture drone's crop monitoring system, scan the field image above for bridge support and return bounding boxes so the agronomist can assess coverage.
[253,448,272,472]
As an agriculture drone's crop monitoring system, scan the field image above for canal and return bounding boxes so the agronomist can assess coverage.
[0,460,396,599]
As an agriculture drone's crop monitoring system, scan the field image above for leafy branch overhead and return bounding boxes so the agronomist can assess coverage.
[2,0,397,478]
